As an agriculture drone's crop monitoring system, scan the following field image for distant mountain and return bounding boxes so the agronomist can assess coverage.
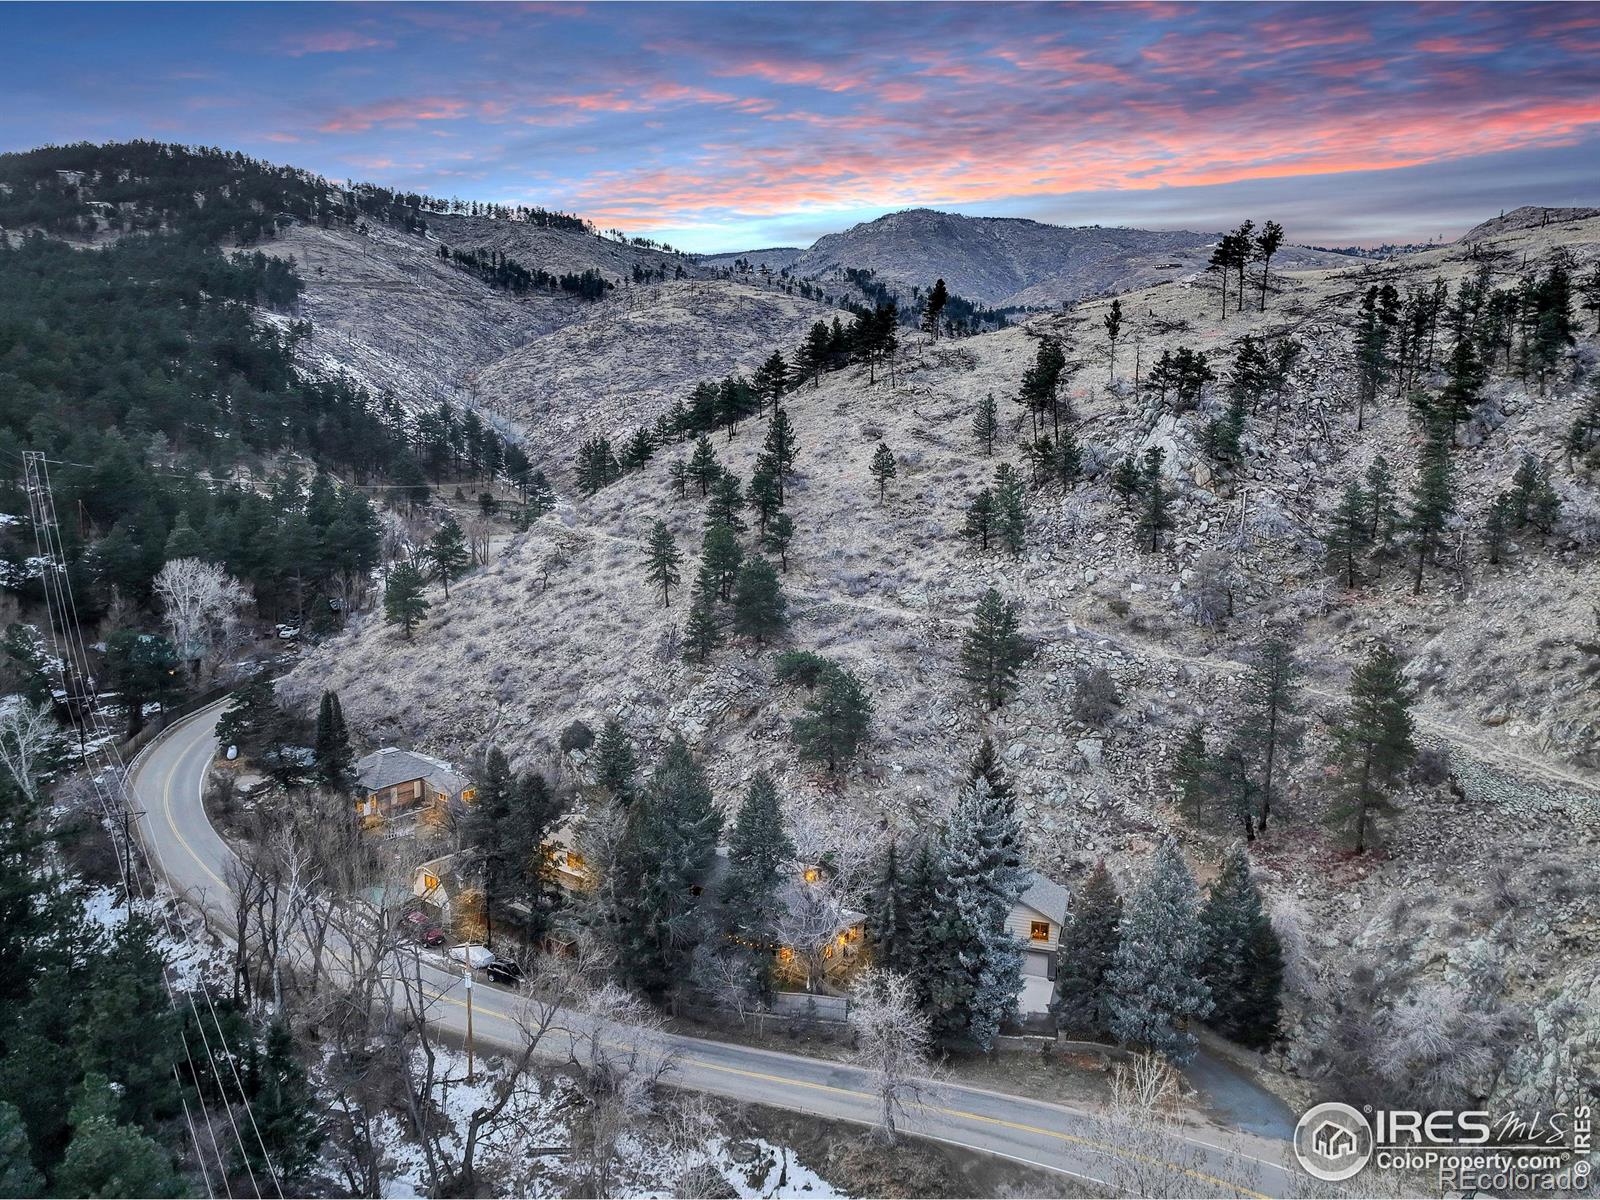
[695,246,804,273]
[709,208,1347,309]
[1460,205,1600,242]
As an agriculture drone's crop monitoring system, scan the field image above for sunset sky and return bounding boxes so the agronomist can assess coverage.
[3,1,1597,251]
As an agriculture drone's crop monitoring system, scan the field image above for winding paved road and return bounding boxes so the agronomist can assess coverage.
[131,700,1303,1196]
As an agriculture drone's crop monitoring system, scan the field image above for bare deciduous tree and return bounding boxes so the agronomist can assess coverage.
[847,968,935,1144]
[0,698,55,801]
[153,557,248,677]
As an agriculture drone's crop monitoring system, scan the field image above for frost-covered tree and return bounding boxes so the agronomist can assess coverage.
[849,969,935,1144]
[921,777,1026,1050]
[153,556,247,676]
[1107,839,1213,1062]
[1199,845,1283,1048]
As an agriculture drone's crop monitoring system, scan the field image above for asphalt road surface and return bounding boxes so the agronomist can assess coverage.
[131,700,1304,1196]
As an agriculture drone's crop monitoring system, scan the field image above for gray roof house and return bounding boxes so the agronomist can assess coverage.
[1009,870,1072,1016]
[354,747,474,825]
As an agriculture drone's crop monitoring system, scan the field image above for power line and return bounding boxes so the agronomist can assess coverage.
[24,451,285,1199]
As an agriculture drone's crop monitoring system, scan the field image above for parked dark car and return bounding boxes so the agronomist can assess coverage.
[485,958,523,985]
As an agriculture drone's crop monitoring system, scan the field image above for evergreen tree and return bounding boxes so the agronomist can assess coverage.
[103,630,178,739]
[55,1077,183,1200]
[764,511,795,572]
[1169,721,1210,821]
[0,1101,41,1198]
[1136,446,1173,551]
[426,518,471,598]
[1255,219,1284,311]
[688,435,721,497]
[959,587,1028,709]
[611,738,722,996]
[762,407,799,499]
[1365,455,1401,554]
[245,1017,323,1186]
[790,665,873,773]
[870,442,898,502]
[973,392,999,456]
[707,471,747,533]
[753,350,789,414]
[383,562,430,639]
[922,277,950,338]
[1109,455,1142,508]
[592,717,637,804]
[1237,639,1302,832]
[682,569,722,665]
[1509,453,1562,535]
[922,777,1027,1050]
[730,556,788,645]
[994,463,1027,555]
[1106,839,1213,1063]
[963,488,996,551]
[1198,845,1283,1048]
[1438,334,1487,444]
[1326,643,1417,853]
[746,455,783,534]
[1104,298,1122,382]
[643,518,682,607]
[313,690,353,791]
[1051,860,1122,1039]
[1052,426,1083,487]
[864,839,916,977]
[724,771,795,950]
[668,458,690,500]
[1483,492,1513,565]
[701,523,743,601]
[1407,434,1456,595]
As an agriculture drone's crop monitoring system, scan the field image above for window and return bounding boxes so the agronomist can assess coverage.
[1030,920,1051,943]
[422,872,438,891]
[565,851,585,871]
[802,866,820,883]
[462,787,477,802]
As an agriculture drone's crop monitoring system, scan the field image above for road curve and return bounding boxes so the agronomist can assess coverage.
[130,701,1303,1196]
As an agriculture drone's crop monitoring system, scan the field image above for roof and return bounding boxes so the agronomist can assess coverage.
[355,747,468,796]
[1016,870,1071,925]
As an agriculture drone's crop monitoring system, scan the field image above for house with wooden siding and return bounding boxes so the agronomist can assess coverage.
[1009,871,1071,1015]
[354,747,475,827]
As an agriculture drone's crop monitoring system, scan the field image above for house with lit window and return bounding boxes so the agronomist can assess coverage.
[354,747,475,828]
[1008,871,1071,1015]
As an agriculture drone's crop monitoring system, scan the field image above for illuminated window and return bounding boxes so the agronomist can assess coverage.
[565,851,585,871]
[802,867,820,883]
[423,873,439,890]
[777,947,794,963]
[1030,920,1051,943]
[462,788,477,802]
[823,945,834,959]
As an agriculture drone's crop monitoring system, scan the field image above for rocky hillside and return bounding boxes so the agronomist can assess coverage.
[428,212,705,285]
[784,208,1350,308]
[286,209,1600,1114]
[471,279,840,470]
[1461,205,1600,242]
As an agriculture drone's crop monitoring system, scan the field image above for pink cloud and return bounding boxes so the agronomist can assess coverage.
[318,96,473,133]
[281,30,395,57]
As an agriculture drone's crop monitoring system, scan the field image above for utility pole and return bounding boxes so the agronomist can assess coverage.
[464,968,475,1085]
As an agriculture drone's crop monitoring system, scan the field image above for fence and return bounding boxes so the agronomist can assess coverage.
[771,990,849,1023]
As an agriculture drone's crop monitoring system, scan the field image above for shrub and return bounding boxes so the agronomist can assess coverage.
[559,719,595,752]
[1071,668,1122,727]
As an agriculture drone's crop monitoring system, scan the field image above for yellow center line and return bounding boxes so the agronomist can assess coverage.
[142,713,1279,1199]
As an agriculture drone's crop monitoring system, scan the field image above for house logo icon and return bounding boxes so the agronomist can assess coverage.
[1293,1102,1373,1182]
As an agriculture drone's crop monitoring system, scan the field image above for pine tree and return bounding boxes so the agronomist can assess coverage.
[0,1102,41,1198]
[55,1077,183,1200]
[688,435,720,497]
[701,523,743,601]
[313,690,353,791]
[427,518,471,597]
[592,717,637,804]
[730,556,788,645]
[1053,426,1083,487]
[383,562,430,639]
[763,511,795,572]
[612,737,722,996]
[1438,334,1486,444]
[747,455,783,534]
[870,442,898,502]
[1137,446,1172,551]
[668,458,690,500]
[1106,839,1213,1063]
[973,392,999,456]
[1104,298,1122,382]
[1326,643,1416,853]
[1364,455,1400,554]
[1255,219,1284,311]
[790,665,873,772]
[643,518,682,606]
[963,488,996,550]
[1483,492,1512,565]
[1169,721,1210,821]
[922,777,1026,1050]
[1407,434,1455,595]
[682,569,722,664]
[966,736,1014,806]
[1109,455,1142,507]
[724,771,795,949]
[707,471,747,533]
[754,350,789,415]
[762,407,799,499]
[1509,453,1562,535]
[960,588,1028,709]
[1237,639,1302,832]
[1198,845,1283,1048]
[245,1017,324,1186]
[1051,860,1122,1039]
[994,462,1027,554]
[864,839,916,976]
[921,277,950,338]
